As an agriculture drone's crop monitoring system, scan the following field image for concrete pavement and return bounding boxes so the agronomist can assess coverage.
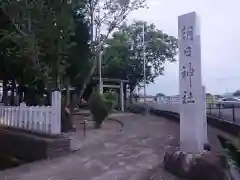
[0,114,182,180]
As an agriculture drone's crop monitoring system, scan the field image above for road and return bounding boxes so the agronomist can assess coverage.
[144,102,240,124]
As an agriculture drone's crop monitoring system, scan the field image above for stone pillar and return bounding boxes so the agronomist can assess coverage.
[178,12,204,153]
[51,91,61,134]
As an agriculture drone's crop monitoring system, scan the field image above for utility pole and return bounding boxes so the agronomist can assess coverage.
[142,23,148,115]
[99,51,103,94]
[143,23,146,103]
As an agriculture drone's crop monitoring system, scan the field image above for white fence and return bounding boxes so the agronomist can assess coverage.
[0,91,61,135]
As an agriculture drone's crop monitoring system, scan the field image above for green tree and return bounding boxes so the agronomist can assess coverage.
[156,93,165,97]
[0,0,91,105]
[155,93,165,101]
[102,21,178,97]
[66,9,91,109]
[233,90,240,97]
[78,0,147,97]
[206,93,213,96]
[1,0,85,88]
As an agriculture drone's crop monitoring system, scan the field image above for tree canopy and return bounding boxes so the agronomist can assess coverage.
[77,0,147,97]
[101,20,178,93]
[0,0,178,108]
[233,90,240,97]
[0,0,147,105]
[0,0,91,105]
[156,93,165,97]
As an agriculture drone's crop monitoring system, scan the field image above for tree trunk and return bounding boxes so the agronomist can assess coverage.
[70,89,77,112]
[24,88,37,106]
[66,86,70,107]
[2,79,8,105]
[10,79,16,105]
[123,83,127,108]
[129,86,134,104]
[95,120,101,129]
[61,96,75,132]
[78,2,98,100]
[64,88,78,131]
[94,115,102,129]
[78,56,97,99]
[46,90,51,106]
[18,86,24,104]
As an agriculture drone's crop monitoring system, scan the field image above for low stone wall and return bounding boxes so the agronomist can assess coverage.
[207,116,240,137]
[151,110,180,123]
[0,127,70,162]
[128,104,240,137]
[127,104,146,114]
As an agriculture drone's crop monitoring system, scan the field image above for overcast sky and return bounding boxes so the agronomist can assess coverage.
[126,0,240,96]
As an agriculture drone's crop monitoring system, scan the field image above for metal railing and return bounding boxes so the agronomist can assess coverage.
[157,99,240,124]
[207,103,240,124]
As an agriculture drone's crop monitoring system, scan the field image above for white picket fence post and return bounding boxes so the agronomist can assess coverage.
[51,91,61,134]
[0,91,61,135]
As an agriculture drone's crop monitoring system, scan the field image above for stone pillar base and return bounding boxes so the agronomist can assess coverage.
[163,148,229,180]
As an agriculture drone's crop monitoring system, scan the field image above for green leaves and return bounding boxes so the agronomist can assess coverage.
[0,0,91,91]
[88,90,118,128]
[102,20,178,91]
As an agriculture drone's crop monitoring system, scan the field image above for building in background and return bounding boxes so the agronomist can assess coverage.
[167,95,180,103]
[156,94,180,103]
[138,94,155,102]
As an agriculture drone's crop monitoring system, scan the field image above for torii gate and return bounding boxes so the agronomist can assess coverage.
[92,77,129,112]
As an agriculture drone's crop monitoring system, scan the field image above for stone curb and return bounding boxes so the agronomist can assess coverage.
[107,117,124,131]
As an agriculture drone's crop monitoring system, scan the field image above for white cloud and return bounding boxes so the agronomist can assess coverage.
[126,0,240,95]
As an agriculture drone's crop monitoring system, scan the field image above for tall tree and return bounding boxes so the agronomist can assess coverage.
[78,0,147,97]
[1,0,85,89]
[102,21,178,96]
[66,9,91,107]
[0,0,91,105]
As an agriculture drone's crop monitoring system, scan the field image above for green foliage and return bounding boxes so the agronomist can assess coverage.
[102,20,178,92]
[233,90,240,97]
[67,11,91,89]
[88,91,118,128]
[78,0,147,98]
[0,0,91,106]
[156,93,165,97]
[0,0,89,89]
[103,90,119,109]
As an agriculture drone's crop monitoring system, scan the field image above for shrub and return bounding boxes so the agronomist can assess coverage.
[103,90,118,109]
[88,91,118,128]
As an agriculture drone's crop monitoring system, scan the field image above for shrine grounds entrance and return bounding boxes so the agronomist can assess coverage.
[92,77,129,112]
